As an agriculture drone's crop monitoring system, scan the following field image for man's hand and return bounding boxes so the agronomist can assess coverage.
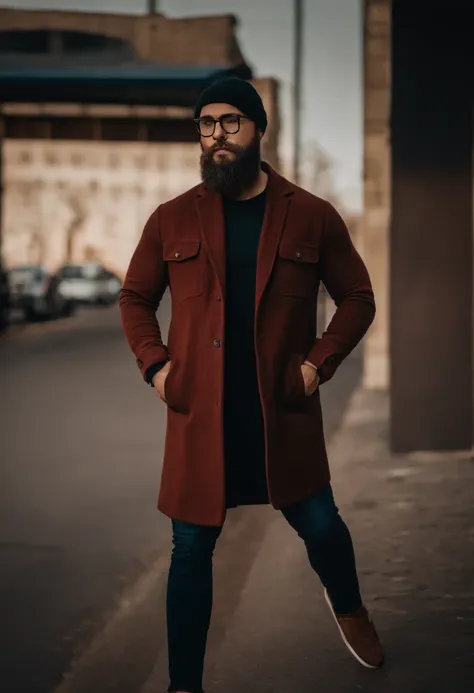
[152,361,171,402]
[301,360,320,396]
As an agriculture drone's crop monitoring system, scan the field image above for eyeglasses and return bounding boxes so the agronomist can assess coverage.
[193,113,251,137]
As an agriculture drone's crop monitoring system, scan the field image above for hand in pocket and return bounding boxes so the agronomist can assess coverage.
[153,362,171,403]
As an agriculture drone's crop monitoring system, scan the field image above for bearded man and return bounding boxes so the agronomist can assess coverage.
[120,77,383,693]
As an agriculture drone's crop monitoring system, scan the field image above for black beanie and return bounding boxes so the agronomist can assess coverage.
[194,77,268,133]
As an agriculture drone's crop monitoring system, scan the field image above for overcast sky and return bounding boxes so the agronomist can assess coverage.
[2,0,363,210]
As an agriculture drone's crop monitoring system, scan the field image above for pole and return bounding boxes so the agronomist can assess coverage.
[293,0,303,185]
[148,0,158,14]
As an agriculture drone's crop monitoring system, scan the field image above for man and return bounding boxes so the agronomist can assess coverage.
[120,77,382,693]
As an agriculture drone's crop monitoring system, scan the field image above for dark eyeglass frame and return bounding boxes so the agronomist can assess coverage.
[193,113,251,137]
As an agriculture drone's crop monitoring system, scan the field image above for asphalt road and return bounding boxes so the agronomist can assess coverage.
[0,297,362,693]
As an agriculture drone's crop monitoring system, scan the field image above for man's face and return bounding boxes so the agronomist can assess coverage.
[198,102,262,198]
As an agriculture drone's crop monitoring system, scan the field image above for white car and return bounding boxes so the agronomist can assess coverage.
[56,263,122,306]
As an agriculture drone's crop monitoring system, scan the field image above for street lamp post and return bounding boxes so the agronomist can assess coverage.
[293,0,303,185]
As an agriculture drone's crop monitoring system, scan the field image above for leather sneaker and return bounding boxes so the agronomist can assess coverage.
[324,589,384,668]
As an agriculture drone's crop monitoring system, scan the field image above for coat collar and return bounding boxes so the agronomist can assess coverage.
[195,162,294,304]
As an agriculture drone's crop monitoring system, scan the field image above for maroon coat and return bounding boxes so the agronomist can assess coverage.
[120,163,375,526]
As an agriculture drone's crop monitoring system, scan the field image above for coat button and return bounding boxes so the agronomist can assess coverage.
[295,251,301,258]
[213,338,221,347]
[174,251,181,258]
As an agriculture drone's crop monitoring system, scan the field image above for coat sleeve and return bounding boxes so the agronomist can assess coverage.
[119,205,170,381]
[306,201,376,384]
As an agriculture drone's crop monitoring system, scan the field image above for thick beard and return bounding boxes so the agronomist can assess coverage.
[200,134,261,199]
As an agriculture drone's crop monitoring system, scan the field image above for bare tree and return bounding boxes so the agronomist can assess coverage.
[303,141,340,206]
[27,229,47,265]
[21,181,46,265]
[83,243,101,263]
[64,193,87,264]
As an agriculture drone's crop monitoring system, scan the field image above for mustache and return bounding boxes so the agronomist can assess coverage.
[210,140,239,154]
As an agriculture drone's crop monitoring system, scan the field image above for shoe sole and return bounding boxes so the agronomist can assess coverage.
[324,589,381,669]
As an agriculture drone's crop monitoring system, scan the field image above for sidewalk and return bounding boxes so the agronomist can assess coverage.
[143,387,474,693]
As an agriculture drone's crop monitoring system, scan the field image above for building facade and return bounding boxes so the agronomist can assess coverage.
[0,9,280,277]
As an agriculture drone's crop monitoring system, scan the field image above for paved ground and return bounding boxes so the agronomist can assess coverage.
[0,298,362,693]
[39,372,474,693]
[4,300,473,693]
[0,305,170,693]
[140,388,474,693]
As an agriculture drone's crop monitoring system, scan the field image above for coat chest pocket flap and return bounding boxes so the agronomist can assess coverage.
[164,238,203,299]
[164,239,201,263]
[276,240,320,297]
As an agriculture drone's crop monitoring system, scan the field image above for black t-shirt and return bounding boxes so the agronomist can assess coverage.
[223,187,267,399]
[222,188,269,507]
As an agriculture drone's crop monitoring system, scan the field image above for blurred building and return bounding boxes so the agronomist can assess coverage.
[362,0,473,452]
[0,8,280,276]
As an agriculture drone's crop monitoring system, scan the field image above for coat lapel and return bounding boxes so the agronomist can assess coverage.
[255,164,293,309]
[195,186,226,296]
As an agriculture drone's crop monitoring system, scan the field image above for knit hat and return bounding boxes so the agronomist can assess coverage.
[194,77,267,133]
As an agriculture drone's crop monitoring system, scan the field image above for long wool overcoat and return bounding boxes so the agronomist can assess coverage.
[120,163,375,526]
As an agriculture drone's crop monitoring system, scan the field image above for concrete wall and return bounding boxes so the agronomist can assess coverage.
[2,140,200,277]
[362,0,391,389]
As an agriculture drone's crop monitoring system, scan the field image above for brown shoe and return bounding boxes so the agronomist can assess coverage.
[324,589,384,668]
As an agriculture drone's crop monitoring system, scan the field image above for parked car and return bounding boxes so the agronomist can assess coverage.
[0,257,11,333]
[56,263,122,306]
[8,265,75,322]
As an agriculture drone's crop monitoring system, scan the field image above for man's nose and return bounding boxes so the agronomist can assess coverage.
[213,121,227,140]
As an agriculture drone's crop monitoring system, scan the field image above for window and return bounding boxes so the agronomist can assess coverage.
[0,30,49,54]
[0,29,136,59]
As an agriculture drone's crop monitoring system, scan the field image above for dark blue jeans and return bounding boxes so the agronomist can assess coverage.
[166,484,362,693]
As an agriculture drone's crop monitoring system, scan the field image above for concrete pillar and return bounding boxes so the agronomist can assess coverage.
[362,0,391,390]
[252,78,281,172]
[390,1,473,452]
